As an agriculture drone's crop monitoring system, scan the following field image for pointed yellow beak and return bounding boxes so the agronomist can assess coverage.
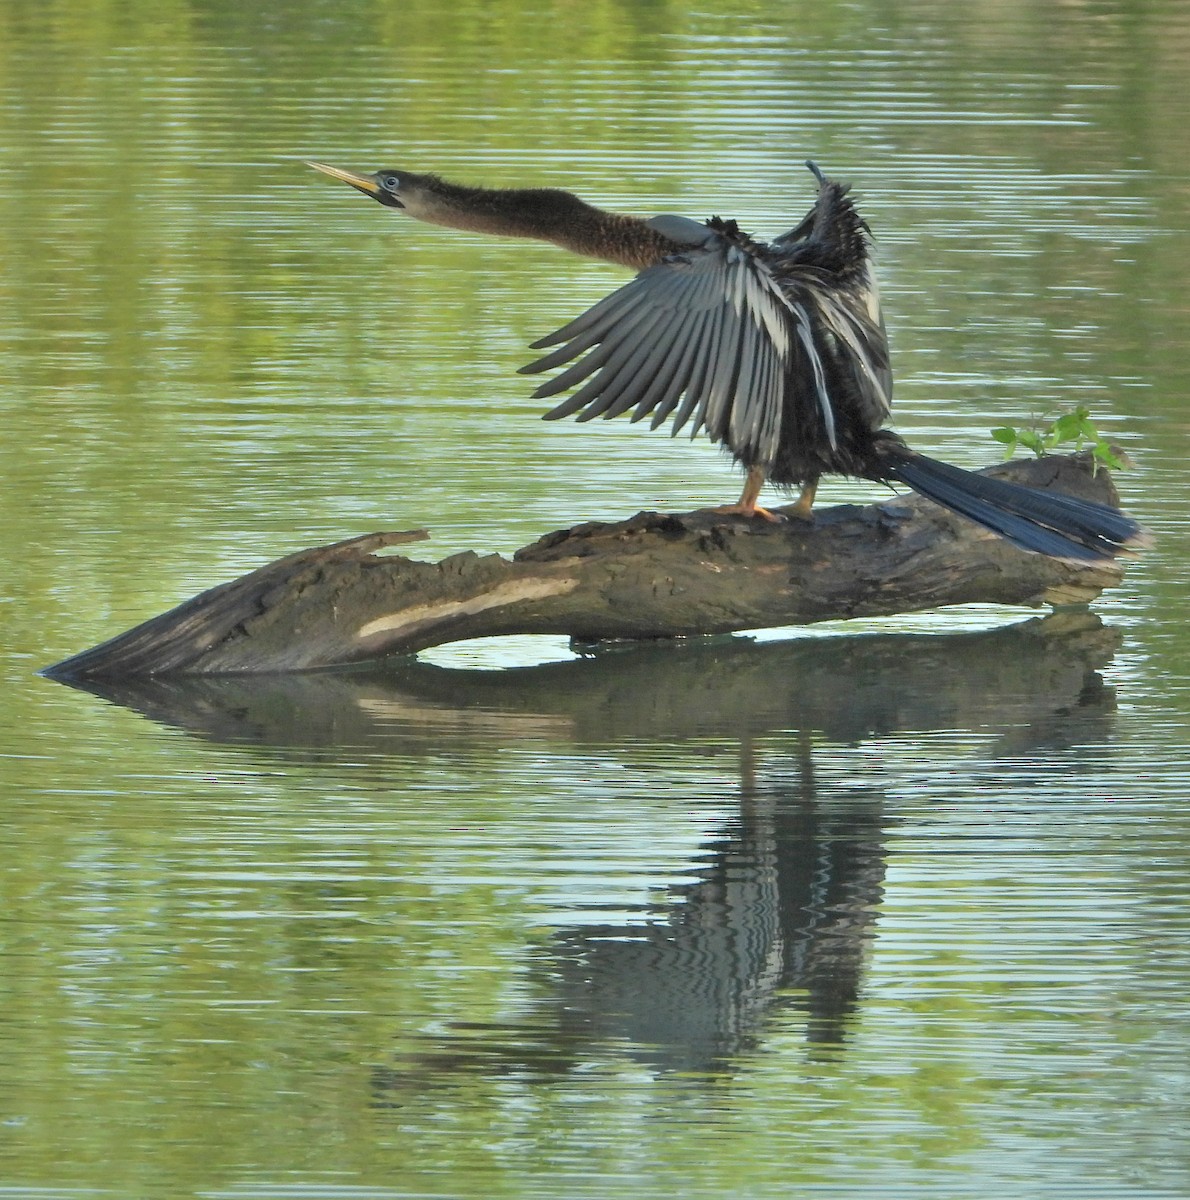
[306,162,382,197]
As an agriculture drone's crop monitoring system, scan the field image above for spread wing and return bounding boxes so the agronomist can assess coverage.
[519,233,844,470]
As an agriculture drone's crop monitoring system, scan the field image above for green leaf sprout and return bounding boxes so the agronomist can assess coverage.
[990,406,1127,474]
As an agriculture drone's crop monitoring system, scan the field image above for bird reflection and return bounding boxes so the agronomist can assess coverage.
[368,744,886,1095]
[542,739,886,1069]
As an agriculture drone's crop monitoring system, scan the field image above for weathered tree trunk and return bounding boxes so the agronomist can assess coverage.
[44,454,1136,679]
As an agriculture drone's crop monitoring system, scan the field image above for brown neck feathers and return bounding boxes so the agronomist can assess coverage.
[413,179,680,270]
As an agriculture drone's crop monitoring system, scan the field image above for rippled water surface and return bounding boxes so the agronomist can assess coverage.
[2,1,1190,1197]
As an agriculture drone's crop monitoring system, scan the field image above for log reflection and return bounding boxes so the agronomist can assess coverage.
[58,611,1120,758]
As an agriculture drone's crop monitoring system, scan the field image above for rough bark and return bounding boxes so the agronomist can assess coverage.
[44,453,1136,679]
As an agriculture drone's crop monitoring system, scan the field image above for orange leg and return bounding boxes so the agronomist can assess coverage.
[786,478,819,521]
[710,466,780,522]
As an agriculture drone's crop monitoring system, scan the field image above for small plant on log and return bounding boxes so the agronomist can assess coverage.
[990,406,1127,474]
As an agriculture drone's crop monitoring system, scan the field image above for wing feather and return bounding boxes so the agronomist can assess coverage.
[543,307,670,421]
[596,315,693,420]
[527,288,657,386]
[810,290,892,428]
[526,284,651,350]
[624,303,707,423]
[696,295,742,442]
[571,308,681,423]
[597,261,719,421]
[653,260,726,432]
[666,302,723,436]
[641,307,712,427]
[788,300,836,449]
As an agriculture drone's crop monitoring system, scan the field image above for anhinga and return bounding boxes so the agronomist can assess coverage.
[308,159,1142,561]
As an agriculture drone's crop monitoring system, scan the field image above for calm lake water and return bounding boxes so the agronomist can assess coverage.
[2,1,1189,1197]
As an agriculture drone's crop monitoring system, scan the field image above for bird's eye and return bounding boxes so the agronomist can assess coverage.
[382,175,400,191]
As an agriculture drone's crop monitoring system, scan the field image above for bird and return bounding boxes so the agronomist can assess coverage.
[307,159,1143,561]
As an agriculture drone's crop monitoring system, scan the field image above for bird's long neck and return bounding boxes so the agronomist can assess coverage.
[409,178,680,270]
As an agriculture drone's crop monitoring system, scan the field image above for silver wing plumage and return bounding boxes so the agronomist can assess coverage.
[520,229,845,470]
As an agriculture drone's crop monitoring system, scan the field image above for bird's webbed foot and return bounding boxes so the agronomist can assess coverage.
[707,501,783,523]
[780,480,819,522]
[709,465,782,522]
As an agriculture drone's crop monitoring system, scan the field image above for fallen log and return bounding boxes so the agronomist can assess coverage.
[44,453,1136,679]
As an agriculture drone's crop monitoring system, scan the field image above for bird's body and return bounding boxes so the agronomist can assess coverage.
[308,159,1143,561]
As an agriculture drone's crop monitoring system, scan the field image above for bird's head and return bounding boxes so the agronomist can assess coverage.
[306,162,441,216]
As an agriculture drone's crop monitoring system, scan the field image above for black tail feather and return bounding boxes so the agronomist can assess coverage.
[882,450,1143,562]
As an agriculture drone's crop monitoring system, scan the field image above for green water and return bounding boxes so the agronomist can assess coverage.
[2,1,1189,1197]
